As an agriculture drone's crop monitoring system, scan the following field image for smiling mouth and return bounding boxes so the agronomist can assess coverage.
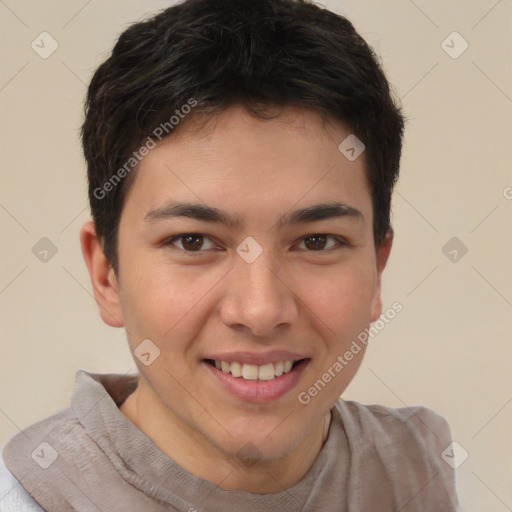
[204,358,308,381]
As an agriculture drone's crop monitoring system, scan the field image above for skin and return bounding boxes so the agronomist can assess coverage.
[80,105,393,494]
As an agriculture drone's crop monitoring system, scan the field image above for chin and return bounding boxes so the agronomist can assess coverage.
[213,424,306,464]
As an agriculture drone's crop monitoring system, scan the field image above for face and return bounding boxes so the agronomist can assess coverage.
[108,106,389,461]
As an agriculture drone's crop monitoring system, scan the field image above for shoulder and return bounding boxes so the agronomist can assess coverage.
[334,399,460,509]
[1,408,79,512]
[0,453,45,512]
[336,399,453,451]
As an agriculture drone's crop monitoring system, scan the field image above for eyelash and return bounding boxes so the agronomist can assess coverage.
[161,233,348,255]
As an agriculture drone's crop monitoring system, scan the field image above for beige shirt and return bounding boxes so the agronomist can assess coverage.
[2,371,460,511]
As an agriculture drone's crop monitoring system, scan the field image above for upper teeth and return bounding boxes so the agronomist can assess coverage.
[214,360,295,380]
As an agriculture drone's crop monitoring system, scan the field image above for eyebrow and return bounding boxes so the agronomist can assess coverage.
[144,201,363,229]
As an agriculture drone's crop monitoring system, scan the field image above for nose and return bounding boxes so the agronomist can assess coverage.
[219,250,300,338]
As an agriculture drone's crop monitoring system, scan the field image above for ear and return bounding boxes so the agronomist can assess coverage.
[369,229,393,323]
[80,221,124,328]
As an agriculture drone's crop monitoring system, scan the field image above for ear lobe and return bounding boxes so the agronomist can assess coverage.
[369,229,394,323]
[80,221,124,328]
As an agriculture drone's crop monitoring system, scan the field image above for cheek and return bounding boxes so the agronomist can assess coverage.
[294,259,377,334]
[118,261,217,347]
[119,244,378,353]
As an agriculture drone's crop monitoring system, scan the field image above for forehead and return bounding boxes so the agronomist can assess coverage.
[121,105,372,226]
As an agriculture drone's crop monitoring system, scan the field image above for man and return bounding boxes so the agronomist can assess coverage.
[1,0,460,510]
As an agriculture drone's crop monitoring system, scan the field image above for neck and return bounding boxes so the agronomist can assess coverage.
[120,377,332,494]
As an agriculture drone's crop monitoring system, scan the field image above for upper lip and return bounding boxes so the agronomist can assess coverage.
[203,350,309,366]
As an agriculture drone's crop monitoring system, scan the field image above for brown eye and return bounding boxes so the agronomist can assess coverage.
[304,234,327,250]
[181,234,204,251]
[298,234,343,251]
[164,233,216,253]
[305,234,335,251]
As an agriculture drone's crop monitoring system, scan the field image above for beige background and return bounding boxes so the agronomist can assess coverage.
[1,1,511,510]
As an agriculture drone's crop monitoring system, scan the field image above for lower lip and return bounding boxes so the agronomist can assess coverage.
[203,359,310,403]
